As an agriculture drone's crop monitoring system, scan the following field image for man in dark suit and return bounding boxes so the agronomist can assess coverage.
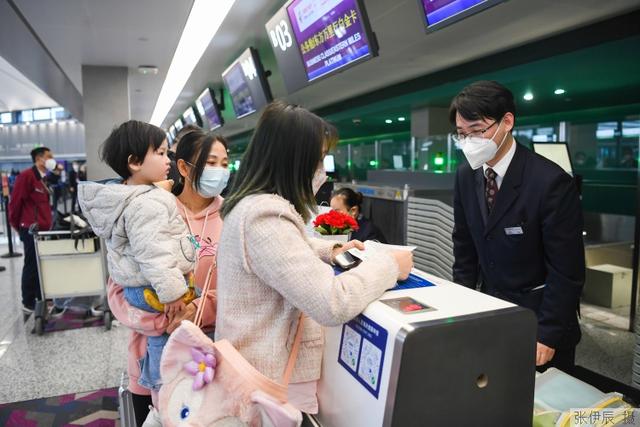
[450,81,585,373]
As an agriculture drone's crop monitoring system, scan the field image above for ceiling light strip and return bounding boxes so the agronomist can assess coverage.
[149,0,235,126]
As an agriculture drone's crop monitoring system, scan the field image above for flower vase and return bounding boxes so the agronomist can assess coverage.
[314,233,350,244]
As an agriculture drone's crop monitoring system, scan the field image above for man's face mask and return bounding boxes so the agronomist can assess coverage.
[45,158,57,171]
[459,119,508,170]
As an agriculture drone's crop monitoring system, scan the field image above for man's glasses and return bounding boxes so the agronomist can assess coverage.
[452,121,498,143]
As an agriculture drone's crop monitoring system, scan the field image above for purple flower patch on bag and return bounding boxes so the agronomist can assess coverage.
[183,347,216,390]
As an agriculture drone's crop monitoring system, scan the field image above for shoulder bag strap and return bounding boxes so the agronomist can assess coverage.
[193,264,214,328]
[281,312,304,386]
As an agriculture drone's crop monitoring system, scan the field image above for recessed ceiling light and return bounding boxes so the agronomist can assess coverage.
[137,66,159,75]
[554,89,565,95]
[523,92,534,101]
[385,119,393,124]
[397,117,406,122]
[150,0,236,126]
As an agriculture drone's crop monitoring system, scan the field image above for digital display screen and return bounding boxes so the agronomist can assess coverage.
[195,88,223,130]
[221,48,272,119]
[532,143,573,175]
[323,154,336,173]
[223,63,256,118]
[182,106,198,125]
[287,0,373,81]
[174,118,184,132]
[421,0,505,30]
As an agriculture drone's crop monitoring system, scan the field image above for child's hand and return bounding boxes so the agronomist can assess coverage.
[164,298,186,318]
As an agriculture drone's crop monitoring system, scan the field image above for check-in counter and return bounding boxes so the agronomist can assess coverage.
[313,268,537,427]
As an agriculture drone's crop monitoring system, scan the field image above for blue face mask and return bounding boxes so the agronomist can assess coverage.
[196,166,230,198]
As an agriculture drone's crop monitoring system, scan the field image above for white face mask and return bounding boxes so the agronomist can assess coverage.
[460,120,509,170]
[312,165,327,195]
[196,166,230,198]
[45,158,57,171]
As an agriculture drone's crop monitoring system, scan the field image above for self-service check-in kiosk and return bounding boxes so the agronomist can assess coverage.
[314,269,537,427]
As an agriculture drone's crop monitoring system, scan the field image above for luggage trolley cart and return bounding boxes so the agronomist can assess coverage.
[32,229,113,335]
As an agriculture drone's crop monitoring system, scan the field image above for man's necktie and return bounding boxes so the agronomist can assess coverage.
[485,168,498,213]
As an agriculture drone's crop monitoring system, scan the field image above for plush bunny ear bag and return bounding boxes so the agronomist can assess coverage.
[158,267,303,427]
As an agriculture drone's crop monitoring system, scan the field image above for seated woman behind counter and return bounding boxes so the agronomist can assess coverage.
[330,187,388,243]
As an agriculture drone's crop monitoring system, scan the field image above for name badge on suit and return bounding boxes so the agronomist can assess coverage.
[504,226,524,235]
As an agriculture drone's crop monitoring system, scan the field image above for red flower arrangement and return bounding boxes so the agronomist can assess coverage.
[313,210,359,235]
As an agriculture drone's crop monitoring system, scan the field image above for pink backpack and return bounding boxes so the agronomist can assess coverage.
[158,267,304,427]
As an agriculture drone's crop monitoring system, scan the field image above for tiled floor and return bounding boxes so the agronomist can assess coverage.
[576,302,635,385]
[0,212,128,405]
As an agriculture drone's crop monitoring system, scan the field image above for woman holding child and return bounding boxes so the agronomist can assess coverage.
[80,122,229,426]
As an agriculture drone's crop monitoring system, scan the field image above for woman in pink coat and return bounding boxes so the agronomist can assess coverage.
[107,130,229,426]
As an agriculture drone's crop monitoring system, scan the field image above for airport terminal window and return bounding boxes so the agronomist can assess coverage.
[350,142,376,181]
[621,119,640,169]
[379,137,411,171]
[415,134,459,173]
[569,116,639,171]
[332,145,349,180]
[331,134,412,181]
[328,113,637,193]
[513,123,560,147]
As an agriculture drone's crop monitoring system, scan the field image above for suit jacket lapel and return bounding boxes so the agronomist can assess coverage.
[474,168,488,226]
[484,143,526,236]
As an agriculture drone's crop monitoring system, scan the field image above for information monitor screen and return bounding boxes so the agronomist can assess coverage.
[420,0,506,32]
[532,143,574,175]
[323,154,336,173]
[286,0,377,82]
[195,88,223,130]
[221,47,272,119]
[182,106,198,125]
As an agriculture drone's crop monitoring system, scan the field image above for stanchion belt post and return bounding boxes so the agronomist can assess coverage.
[1,195,22,258]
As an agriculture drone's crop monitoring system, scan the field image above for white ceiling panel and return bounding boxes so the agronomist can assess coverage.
[0,54,57,111]
[13,0,193,121]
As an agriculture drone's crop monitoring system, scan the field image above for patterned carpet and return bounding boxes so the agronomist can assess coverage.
[0,388,119,426]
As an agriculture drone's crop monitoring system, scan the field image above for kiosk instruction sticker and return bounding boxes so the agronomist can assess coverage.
[338,314,387,398]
